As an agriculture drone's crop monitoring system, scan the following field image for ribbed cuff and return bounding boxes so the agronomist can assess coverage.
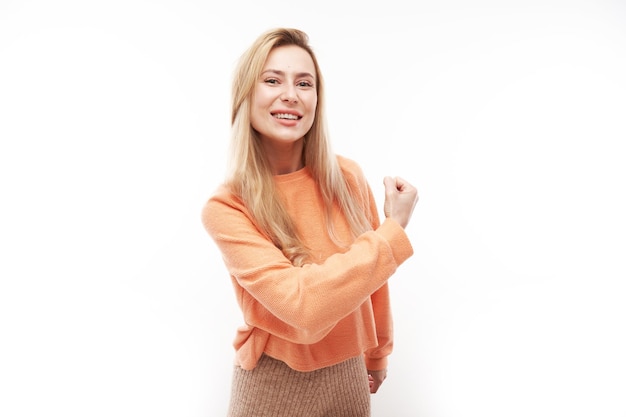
[364,354,388,371]
[376,218,414,266]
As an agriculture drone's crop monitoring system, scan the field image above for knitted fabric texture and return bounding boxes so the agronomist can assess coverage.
[202,156,414,372]
[228,354,371,417]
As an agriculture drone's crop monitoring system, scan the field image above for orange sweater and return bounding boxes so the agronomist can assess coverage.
[201,156,413,372]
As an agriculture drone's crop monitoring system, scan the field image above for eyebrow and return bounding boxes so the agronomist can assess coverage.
[261,69,315,79]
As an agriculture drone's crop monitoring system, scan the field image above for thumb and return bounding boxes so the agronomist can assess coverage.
[383,176,395,218]
[383,176,397,192]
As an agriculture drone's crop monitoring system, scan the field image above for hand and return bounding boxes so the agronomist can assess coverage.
[383,176,419,228]
[368,368,387,394]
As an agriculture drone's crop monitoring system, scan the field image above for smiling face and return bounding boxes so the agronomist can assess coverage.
[250,45,318,154]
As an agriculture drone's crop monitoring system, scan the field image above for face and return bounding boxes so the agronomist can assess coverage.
[250,45,317,149]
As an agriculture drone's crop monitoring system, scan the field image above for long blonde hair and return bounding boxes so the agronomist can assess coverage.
[226,28,372,266]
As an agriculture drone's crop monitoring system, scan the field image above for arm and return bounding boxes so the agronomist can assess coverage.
[362,179,393,392]
[365,174,419,392]
[201,189,413,345]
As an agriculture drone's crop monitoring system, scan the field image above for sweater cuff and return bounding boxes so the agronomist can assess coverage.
[376,218,414,266]
[364,355,388,371]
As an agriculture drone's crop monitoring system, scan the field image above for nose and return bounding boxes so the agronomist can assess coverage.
[280,85,298,103]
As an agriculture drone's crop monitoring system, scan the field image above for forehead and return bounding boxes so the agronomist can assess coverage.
[263,45,316,75]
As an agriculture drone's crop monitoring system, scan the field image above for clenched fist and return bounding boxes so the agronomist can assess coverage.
[383,176,419,229]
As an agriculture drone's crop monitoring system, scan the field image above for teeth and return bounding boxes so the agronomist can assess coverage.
[274,113,299,120]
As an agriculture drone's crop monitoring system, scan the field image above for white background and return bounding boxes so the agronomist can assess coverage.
[1,0,625,416]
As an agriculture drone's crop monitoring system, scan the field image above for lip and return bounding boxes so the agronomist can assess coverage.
[270,109,303,119]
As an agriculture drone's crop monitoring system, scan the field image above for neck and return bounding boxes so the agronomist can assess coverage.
[263,139,305,175]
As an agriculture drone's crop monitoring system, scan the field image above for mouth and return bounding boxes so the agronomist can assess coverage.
[271,112,302,120]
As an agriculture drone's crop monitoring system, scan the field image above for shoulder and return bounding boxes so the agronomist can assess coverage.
[336,154,368,187]
[201,184,248,232]
[202,183,246,215]
[336,154,365,177]
[336,154,361,171]
[203,183,238,207]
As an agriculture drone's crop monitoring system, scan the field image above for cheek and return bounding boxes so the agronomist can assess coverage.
[311,93,317,110]
[250,94,269,126]
[253,86,275,107]
[308,97,318,120]
[305,93,318,112]
[249,106,263,133]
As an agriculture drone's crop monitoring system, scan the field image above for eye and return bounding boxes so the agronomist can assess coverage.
[264,78,279,85]
[297,80,314,88]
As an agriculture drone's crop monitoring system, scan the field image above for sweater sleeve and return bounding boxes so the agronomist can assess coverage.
[365,283,393,370]
[361,176,394,371]
[201,187,413,345]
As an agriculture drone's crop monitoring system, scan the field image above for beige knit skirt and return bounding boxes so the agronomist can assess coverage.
[227,354,371,417]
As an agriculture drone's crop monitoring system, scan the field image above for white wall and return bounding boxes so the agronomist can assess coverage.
[1,1,625,416]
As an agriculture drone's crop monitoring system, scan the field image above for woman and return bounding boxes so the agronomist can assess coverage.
[201,27,418,417]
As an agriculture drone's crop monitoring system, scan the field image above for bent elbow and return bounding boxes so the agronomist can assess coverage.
[288,313,335,344]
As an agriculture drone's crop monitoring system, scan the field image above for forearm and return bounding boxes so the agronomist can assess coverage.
[364,283,393,370]
[234,220,411,342]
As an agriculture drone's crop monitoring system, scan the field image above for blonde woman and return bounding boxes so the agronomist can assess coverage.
[201,27,418,417]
